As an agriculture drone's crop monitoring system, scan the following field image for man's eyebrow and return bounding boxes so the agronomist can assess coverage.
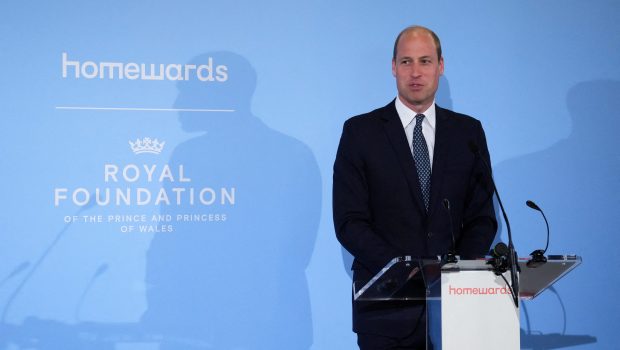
[398,55,433,60]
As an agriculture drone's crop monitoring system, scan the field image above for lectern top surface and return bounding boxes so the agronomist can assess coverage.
[353,255,581,301]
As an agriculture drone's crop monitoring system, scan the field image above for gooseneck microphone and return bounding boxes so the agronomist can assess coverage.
[525,200,550,268]
[1,200,96,322]
[442,198,458,264]
[468,141,519,307]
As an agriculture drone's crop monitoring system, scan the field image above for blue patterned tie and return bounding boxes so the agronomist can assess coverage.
[413,114,431,211]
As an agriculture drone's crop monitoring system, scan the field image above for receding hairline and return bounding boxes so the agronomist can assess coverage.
[392,25,442,61]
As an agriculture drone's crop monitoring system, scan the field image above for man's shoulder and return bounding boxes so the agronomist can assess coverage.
[344,100,396,128]
[436,105,481,125]
[343,102,484,130]
[435,105,481,127]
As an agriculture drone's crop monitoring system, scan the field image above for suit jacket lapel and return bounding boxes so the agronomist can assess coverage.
[427,105,450,218]
[381,101,427,216]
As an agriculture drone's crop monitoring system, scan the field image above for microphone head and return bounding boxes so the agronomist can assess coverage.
[492,242,509,257]
[526,200,541,211]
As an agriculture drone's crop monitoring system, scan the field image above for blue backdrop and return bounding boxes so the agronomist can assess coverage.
[1,1,619,349]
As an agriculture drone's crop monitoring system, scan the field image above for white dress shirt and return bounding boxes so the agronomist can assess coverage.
[395,97,436,169]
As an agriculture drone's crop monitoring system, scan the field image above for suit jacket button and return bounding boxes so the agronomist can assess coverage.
[427,232,433,238]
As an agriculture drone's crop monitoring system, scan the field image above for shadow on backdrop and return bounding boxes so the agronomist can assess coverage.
[141,52,322,349]
[494,80,620,348]
[0,52,321,350]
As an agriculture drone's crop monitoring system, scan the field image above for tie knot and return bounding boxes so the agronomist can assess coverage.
[415,114,425,125]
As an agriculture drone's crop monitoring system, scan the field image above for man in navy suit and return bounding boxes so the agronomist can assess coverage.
[333,25,497,349]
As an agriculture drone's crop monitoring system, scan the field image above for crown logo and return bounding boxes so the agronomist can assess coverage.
[129,137,165,155]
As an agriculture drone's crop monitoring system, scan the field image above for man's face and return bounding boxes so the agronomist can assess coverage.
[392,31,444,113]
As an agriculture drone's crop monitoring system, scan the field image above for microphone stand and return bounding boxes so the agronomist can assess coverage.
[526,200,549,268]
[442,199,458,264]
[469,142,519,308]
[493,184,519,308]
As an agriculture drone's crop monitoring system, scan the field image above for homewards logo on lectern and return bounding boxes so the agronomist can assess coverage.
[448,285,511,296]
[61,52,228,82]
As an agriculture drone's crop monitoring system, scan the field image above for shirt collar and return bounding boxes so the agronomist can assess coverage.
[395,97,436,129]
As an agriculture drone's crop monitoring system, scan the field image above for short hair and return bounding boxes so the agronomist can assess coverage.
[392,25,442,61]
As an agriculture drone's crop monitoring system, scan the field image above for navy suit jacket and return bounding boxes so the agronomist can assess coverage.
[333,100,497,336]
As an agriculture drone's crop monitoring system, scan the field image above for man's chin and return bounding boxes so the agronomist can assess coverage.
[399,95,432,111]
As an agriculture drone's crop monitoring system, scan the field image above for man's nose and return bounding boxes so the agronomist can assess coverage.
[410,63,422,78]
